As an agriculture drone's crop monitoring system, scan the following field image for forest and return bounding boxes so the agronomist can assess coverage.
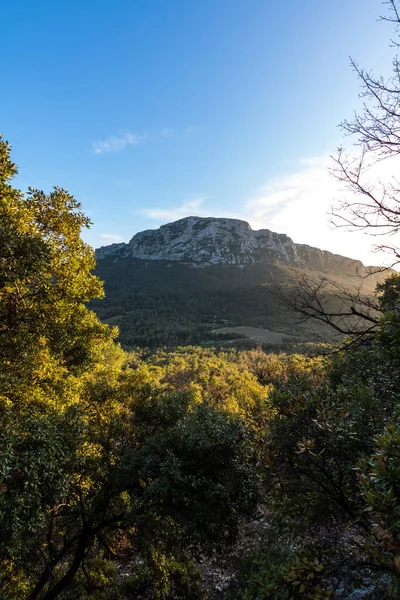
[2,129,400,599]
[90,257,301,349]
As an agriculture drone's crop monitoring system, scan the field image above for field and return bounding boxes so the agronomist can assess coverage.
[212,326,292,345]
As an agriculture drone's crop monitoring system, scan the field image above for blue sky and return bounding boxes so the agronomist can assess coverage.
[1,0,396,264]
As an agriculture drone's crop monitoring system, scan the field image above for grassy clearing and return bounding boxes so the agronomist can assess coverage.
[212,326,292,345]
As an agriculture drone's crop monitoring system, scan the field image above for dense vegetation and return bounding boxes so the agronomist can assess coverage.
[91,256,300,348]
[3,133,400,599]
[91,255,384,350]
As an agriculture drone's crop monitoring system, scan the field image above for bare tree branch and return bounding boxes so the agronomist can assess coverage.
[327,5,400,263]
[275,273,383,353]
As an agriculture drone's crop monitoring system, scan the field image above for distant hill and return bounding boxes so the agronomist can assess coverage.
[92,217,387,349]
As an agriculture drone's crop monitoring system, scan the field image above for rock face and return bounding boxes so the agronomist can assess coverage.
[95,216,365,274]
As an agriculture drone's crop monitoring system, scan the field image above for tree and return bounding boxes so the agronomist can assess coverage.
[331,0,400,265]
[277,1,400,350]
[0,134,116,597]
[275,273,383,351]
[0,136,114,399]
[0,137,261,599]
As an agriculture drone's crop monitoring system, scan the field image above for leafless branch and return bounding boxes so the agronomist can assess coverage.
[275,273,382,352]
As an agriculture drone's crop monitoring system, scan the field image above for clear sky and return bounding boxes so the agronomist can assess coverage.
[2,0,397,265]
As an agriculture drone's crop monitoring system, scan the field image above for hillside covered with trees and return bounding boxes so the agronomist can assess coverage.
[90,217,389,351]
[2,131,400,599]
[91,253,387,350]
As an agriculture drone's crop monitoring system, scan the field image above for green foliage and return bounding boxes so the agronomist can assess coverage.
[121,550,205,599]
[228,276,400,597]
[359,424,400,595]
[228,531,334,600]
[0,139,114,420]
[231,551,294,599]
[3,131,400,599]
[0,135,117,598]
[0,138,262,599]
[144,346,276,444]
[286,556,333,599]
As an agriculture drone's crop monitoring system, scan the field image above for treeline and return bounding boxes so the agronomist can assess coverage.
[2,126,400,598]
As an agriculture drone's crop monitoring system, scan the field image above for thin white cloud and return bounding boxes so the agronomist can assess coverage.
[245,154,400,267]
[185,126,198,135]
[160,127,174,139]
[246,155,332,222]
[138,197,208,222]
[92,132,143,154]
[93,126,197,153]
[98,233,125,243]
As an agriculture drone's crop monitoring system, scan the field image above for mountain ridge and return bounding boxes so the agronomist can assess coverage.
[95,216,373,276]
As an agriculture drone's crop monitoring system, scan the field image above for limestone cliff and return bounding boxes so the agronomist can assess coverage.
[95,216,367,275]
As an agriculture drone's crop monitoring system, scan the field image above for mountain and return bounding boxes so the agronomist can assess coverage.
[92,217,386,349]
[96,216,365,275]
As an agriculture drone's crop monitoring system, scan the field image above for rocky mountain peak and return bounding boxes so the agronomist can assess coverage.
[95,215,367,275]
